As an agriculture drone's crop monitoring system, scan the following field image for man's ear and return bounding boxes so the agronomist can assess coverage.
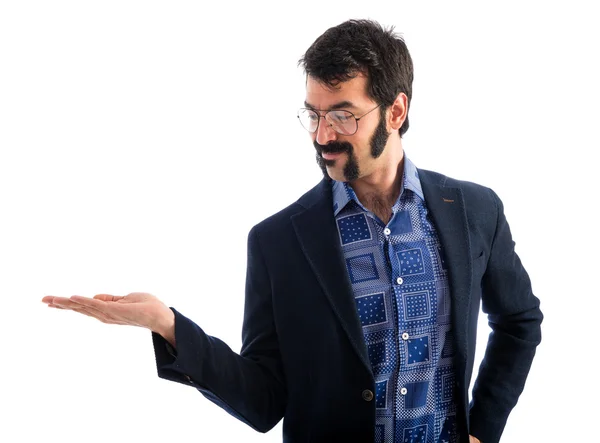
[388,92,408,131]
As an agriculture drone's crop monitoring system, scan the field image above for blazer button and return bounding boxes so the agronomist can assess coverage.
[362,389,374,402]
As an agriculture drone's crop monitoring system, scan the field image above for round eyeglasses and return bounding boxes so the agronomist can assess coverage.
[297,104,382,136]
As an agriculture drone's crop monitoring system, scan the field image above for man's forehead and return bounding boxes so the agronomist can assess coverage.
[305,74,369,109]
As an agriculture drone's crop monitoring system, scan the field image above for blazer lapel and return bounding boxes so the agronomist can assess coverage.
[419,170,472,398]
[291,180,372,375]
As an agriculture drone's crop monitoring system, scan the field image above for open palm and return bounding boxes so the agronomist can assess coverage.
[41,292,172,333]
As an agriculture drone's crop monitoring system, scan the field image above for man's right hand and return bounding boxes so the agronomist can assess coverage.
[41,292,176,347]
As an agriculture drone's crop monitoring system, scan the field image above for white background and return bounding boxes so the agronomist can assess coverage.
[1,1,598,441]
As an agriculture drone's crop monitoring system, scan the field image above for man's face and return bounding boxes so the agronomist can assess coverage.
[305,74,390,182]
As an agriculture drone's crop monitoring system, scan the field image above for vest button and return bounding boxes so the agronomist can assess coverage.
[362,389,374,401]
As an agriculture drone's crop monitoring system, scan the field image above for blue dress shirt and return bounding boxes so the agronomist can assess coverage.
[332,156,458,443]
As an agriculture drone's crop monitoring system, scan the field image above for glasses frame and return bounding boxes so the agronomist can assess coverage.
[297,103,382,136]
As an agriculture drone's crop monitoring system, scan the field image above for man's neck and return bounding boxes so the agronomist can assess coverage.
[350,148,405,224]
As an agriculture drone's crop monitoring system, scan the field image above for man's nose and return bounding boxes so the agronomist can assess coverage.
[315,117,337,146]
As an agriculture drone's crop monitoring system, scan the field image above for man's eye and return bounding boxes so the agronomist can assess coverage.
[330,112,350,123]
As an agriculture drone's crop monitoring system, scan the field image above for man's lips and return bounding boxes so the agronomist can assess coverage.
[321,151,344,160]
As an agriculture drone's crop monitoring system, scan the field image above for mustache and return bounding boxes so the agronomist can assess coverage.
[313,141,353,154]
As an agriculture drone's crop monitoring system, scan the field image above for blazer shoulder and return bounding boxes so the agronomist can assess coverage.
[250,178,329,237]
[418,168,498,204]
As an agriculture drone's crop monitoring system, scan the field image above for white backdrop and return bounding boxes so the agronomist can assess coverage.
[1,1,598,441]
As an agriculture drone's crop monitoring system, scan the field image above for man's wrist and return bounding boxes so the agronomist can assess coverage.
[154,307,176,348]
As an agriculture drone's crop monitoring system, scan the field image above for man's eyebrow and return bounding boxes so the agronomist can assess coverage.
[303,100,356,111]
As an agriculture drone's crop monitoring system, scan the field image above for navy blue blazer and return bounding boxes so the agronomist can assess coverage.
[152,168,543,443]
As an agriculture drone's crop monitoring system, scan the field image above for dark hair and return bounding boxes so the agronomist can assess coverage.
[298,19,413,136]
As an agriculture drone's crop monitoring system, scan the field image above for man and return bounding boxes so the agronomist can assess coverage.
[42,19,542,443]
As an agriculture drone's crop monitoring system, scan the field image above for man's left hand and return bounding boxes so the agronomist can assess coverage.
[469,436,481,443]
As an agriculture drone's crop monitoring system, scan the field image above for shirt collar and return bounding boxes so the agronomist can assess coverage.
[332,155,424,216]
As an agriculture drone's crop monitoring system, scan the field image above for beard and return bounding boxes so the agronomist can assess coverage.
[314,109,390,182]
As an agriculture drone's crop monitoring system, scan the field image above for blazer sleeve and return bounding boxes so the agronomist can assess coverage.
[468,189,543,443]
[151,226,287,433]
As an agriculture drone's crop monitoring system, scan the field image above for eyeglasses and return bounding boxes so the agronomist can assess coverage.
[297,104,382,136]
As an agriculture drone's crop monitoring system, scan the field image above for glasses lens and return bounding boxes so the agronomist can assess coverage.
[326,111,356,135]
[298,109,319,132]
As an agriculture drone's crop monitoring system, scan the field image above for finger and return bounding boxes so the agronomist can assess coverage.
[48,300,103,316]
[44,297,128,325]
[71,306,117,324]
[71,295,133,319]
[51,297,86,310]
[42,296,72,305]
[70,295,112,309]
[70,299,117,320]
[70,298,136,326]
[51,297,112,317]
[67,304,130,325]
[93,294,125,302]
